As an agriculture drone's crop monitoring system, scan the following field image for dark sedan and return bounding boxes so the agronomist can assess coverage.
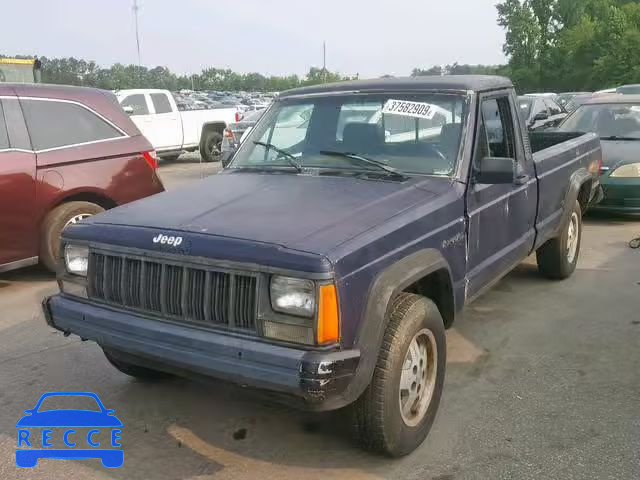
[519,96,567,130]
[559,95,640,213]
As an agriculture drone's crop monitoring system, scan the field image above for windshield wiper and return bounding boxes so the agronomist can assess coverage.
[253,141,302,172]
[600,135,640,141]
[318,150,407,179]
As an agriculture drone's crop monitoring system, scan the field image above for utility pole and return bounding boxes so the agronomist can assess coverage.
[132,0,142,68]
[323,41,327,83]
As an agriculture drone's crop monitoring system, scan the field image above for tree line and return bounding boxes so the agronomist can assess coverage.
[497,0,640,92]
[2,53,505,92]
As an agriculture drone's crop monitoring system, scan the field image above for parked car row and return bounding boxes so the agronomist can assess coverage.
[173,89,274,112]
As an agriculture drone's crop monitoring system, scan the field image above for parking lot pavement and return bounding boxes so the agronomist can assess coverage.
[0,164,639,479]
[157,153,222,189]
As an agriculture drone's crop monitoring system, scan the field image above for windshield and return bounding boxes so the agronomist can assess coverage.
[230,93,468,177]
[559,103,640,139]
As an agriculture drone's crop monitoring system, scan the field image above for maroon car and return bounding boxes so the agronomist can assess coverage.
[0,83,164,273]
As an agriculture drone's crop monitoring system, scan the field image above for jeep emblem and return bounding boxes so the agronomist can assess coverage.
[152,234,183,247]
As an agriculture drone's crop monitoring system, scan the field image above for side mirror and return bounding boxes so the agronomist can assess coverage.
[533,111,549,121]
[122,105,134,115]
[475,157,515,184]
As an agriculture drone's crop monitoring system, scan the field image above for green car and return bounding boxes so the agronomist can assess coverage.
[559,95,640,213]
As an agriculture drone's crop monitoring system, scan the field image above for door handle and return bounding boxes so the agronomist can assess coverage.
[514,174,530,185]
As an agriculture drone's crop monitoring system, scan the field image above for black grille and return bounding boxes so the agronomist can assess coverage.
[87,251,257,332]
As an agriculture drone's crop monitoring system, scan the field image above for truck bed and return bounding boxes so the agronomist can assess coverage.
[530,131,600,248]
[529,131,585,153]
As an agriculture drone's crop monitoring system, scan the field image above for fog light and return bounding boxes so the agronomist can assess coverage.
[263,320,314,345]
[61,280,88,299]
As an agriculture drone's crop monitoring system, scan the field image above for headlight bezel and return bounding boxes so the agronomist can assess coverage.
[64,243,89,277]
[610,162,640,178]
[263,275,340,346]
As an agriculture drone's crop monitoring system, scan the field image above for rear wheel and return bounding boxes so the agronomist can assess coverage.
[103,349,173,380]
[200,130,223,163]
[40,201,104,272]
[536,200,582,279]
[351,293,446,457]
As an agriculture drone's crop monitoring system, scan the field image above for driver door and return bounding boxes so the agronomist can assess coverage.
[465,93,538,298]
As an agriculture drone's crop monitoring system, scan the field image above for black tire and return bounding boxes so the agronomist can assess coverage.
[103,349,172,380]
[200,130,223,163]
[536,200,582,280]
[40,201,104,272]
[351,292,446,457]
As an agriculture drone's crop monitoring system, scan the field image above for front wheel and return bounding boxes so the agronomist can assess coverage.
[536,200,582,279]
[200,130,222,163]
[40,201,104,272]
[351,293,446,457]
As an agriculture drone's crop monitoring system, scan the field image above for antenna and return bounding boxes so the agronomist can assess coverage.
[133,0,142,68]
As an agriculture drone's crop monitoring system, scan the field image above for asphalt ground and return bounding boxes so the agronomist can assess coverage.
[0,157,638,479]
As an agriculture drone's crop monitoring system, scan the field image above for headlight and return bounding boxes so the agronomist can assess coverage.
[610,162,640,178]
[270,276,315,317]
[64,244,89,276]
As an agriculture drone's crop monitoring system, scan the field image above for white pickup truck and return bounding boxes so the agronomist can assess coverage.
[115,89,239,162]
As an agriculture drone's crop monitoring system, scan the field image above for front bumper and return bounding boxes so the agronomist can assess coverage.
[43,295,360,411]
[591,178,640,213]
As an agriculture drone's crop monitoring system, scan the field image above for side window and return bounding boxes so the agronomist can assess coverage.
[150,93,172,114]
[545,99,562,116]
[478,97,515,159]
[20,99,124,151]
[120,94,149,115]
[0,101,9,149]
[531,99,547,118]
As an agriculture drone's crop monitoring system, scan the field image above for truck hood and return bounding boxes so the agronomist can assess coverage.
[85,171,447,255]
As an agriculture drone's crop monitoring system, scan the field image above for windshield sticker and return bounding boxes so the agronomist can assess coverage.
[382,99,437,120]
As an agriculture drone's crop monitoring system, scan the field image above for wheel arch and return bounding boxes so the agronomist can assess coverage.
[42,190,117,224]
[341,248,455,404]
[200,121,227,142]
[559,167,592,233]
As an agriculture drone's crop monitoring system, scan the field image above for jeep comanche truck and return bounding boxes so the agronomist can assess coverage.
[43,76,601,457]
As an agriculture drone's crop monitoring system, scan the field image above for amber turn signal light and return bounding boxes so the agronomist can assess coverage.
[317,284,340,344]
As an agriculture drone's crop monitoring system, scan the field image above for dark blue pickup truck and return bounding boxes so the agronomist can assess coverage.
[43,76,601,456]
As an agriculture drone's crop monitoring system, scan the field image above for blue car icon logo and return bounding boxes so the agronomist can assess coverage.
[16,391,123,468]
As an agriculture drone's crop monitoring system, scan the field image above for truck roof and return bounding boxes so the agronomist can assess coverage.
[280,75,513,98]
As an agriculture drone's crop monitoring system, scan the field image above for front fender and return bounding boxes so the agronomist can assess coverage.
[340,248,452,404]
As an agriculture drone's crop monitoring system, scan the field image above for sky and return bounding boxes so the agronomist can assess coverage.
[3,0,506,78]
